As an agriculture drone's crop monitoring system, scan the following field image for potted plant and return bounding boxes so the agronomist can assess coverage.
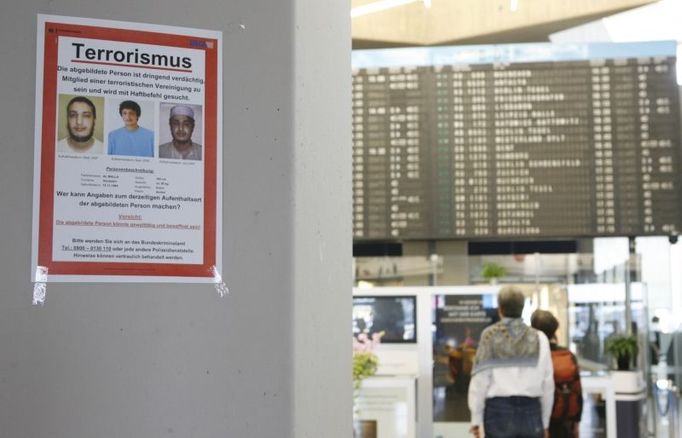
[352,332,382,437]
[481,262,506,284]
[604,334,645,394]
[604,334,639,371]
[352,346,379,389]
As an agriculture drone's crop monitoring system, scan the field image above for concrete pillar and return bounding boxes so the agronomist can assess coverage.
[435,240,469,285]
[402,241,430,285]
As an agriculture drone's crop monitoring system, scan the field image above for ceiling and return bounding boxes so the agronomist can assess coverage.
[351,0,659,48]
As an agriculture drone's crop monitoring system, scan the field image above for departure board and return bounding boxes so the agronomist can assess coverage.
[352,42,682,240]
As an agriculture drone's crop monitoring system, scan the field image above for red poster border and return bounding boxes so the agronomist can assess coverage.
[38,21,218,278]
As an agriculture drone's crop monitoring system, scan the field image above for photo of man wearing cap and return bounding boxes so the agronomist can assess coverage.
[159,104,202,160]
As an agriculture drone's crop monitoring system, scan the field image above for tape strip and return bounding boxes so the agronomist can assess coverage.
[33,266,48,306]
[211,266,229,297]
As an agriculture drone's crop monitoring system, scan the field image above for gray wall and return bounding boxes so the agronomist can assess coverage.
[0,1,351,438]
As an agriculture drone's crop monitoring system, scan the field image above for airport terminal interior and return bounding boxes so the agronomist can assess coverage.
[349,0,682,437]
[3,1,682,437]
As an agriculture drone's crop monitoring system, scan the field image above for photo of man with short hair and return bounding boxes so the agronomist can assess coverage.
[57,95,104,154]
[107,100,154,157]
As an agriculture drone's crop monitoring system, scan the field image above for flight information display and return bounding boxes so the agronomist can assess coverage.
[352,42,681,241]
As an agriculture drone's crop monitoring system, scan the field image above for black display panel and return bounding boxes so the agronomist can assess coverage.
[432,293,498,422]
[352,42,682,240]
[352,295,416,343]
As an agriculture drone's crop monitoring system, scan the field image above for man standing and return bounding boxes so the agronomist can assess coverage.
[57,96,104,154]
[159,105,202,160]
[107,100,154,157]
[468,286,554,438]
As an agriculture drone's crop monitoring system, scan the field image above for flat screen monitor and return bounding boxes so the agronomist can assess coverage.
[353,295,416,343]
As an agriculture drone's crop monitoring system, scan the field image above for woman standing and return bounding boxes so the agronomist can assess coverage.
[531,310,583,438]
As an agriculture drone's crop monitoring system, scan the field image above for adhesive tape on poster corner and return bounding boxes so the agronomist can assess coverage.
[211,265,230,297]
[32,266,49,306]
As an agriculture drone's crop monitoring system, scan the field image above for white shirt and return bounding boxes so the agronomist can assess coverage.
[468,329,554,428]
[57,137,105,154]
[159,141,202,160]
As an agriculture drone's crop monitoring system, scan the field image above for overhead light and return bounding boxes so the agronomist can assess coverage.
[351,0,430,18]
[510,0,519,12]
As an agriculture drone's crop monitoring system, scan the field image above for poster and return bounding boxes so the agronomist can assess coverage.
[31,15,222,282]
[433,294,498,422]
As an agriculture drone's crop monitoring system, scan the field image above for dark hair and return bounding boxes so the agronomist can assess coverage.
[67,96,96,118]
[497,286,525,318]
[119,100,141,117]
[531,309,559,341]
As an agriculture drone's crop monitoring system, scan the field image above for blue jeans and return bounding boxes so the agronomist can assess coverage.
[483,396,544,438]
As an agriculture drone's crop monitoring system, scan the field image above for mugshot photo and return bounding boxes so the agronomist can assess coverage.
[105,98,156,157]
[158,103,203,161]
[56,94,105,154]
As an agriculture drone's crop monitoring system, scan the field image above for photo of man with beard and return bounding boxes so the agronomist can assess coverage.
[57,95,105,154]
[159,104,202,160]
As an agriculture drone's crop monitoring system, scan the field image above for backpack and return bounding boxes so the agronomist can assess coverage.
[550,349,582,421]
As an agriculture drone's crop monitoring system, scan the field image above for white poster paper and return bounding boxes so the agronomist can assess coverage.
[32,15,222,282]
